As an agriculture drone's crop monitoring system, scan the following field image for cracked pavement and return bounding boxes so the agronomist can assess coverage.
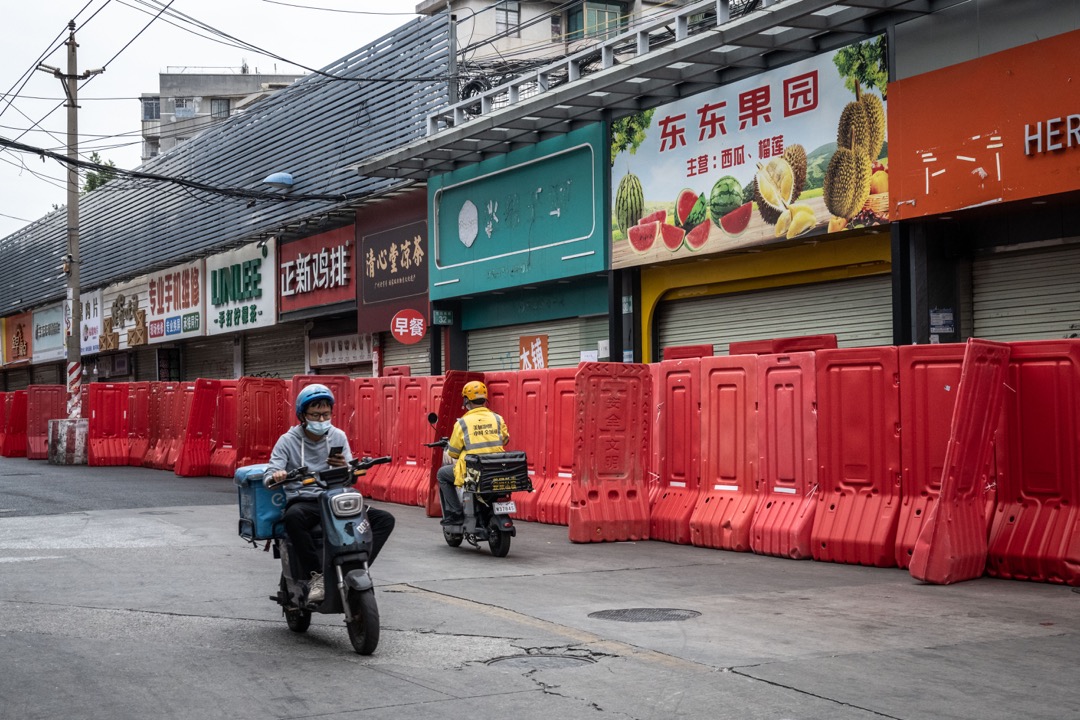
[0,458,1077,720]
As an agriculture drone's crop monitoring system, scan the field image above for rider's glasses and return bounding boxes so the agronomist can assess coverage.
[305,411,332,421]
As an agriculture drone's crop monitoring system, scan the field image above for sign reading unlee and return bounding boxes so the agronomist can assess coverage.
[390,308,426,345]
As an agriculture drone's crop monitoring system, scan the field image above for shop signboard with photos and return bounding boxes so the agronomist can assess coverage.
[145,260,204,343]
[205,239,276,335]
[32,302,66,363]
[610,36,889,269]
[308,333,373,369]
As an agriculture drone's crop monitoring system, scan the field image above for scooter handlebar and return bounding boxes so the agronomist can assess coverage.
[423,438,449,449]
[352,455,391,470]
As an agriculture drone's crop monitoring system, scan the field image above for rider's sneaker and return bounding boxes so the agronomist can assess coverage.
[308,572,325,603]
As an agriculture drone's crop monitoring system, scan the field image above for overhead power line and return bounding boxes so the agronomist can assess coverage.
[1,135,358,203]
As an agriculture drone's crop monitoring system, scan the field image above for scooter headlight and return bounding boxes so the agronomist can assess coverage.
[331,492,364,518]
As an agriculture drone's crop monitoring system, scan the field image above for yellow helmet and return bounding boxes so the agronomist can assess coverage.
[462,381,488,402]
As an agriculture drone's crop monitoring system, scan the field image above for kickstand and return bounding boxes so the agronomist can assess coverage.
[263,539,272,552]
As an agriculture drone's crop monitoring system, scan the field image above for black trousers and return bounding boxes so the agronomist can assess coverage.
[283,498,395,577]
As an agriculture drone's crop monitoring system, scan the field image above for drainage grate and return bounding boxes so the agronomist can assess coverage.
[487,655,595,669]
[588,608,701,623]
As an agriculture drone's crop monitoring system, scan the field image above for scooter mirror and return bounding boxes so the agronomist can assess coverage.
[427,412,438,426]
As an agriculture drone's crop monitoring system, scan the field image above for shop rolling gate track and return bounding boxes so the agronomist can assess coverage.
[18,336,1080,587]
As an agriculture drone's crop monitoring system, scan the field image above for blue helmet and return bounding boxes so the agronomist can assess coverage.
[295,383,335,420]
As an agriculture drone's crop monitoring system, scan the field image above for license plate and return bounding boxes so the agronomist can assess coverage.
[492,501,516,515]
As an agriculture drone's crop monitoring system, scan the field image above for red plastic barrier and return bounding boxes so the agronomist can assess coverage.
[568,362,652,542]
[1,390,27,457]
[162,382,196,470]
[729,334,838,356]
[535,368,578,526]
[142,382,165,468]
[291,375,355,446]
[26,385,66,460]
[367,377,401,501]
[811,347,901,566]
[423,371,485,518]
[352,378,383,496]
[987,340,1080,586]
[689,355,760,551]
[662,344,714,361]
[175,379,220,476]
[208,380,238,477]
[0,392,9,450]
[236,377,291,468]
[386,376,436,506]
[88,382,130,466]
[895,344,966,567]
[910,339,1011,585]
[128,382,151,465]
[650,359,702,544]
[482,371,533,518]
[382,365,411,377]
[749,352,818,559]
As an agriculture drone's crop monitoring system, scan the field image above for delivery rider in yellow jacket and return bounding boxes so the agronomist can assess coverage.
[437,381,510,526]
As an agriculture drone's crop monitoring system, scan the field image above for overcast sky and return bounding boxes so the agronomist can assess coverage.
[0,0,422,239]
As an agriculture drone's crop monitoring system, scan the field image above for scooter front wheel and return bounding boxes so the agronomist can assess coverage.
[487,518,511,558]
[346,588,380,655]
[444,529,463,547]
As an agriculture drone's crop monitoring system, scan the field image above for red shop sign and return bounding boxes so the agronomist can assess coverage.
[390,308,426,345]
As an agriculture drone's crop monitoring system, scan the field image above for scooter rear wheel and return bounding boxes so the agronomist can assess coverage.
[281,577,311,632]
[488,518,511,558]
[346,588,380,655]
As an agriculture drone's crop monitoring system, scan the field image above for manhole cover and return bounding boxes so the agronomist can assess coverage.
[487,655,595,669]
[588,608,701,623]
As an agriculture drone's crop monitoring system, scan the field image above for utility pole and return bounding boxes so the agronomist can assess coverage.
[38,22,103,418]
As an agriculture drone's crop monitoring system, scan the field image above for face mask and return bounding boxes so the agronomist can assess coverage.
[306,420,332,436]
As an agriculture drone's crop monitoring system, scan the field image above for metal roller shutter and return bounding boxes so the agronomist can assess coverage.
[657,275,893,355]
[381,333,432,376]
[5,366,31,390]
[134,346,157,381]
[243,324,306,379]
[467,316,608,372]
[973,245,1080,341]
[31,363,62,385]
[183,336,236,381]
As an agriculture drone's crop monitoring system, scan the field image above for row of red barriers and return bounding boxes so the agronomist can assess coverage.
[4,336,1076,587]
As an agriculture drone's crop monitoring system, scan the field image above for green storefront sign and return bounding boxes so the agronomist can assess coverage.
[428,123,607,300]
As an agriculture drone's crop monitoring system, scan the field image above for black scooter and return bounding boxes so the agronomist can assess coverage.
[267,455,390,654]
[425,412,532,557]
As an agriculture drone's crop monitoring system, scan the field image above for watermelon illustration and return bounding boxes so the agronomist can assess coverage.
[640,209,667,225]
[684,220,711,251]
[674,188,699,228]
[660,223,685,251]
[719,201,752,237]
[709,175,743,225]
[627,221,661,254]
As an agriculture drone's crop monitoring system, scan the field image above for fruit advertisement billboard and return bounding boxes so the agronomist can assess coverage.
[611,37,889,269]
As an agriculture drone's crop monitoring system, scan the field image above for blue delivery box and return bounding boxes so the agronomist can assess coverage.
[235,463,286,541]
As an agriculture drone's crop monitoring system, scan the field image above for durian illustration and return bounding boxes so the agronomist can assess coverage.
[825,83,880,220]
[753,143,808,226]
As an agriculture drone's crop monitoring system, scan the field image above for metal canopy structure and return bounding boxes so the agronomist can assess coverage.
[353,0,963,180]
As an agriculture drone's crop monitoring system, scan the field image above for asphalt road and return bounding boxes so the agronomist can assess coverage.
[1,456,1077,720]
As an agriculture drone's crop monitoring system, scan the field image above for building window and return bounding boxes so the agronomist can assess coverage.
[211,98,230,119]
[173,97,195,119]
[496,1,521,38]
[142,97,160,121]
[568,1,626,40]
[551,12,563,41]
[143,139,159,158]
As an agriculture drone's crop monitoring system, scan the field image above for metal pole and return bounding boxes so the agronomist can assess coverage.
[64,21,82,419]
